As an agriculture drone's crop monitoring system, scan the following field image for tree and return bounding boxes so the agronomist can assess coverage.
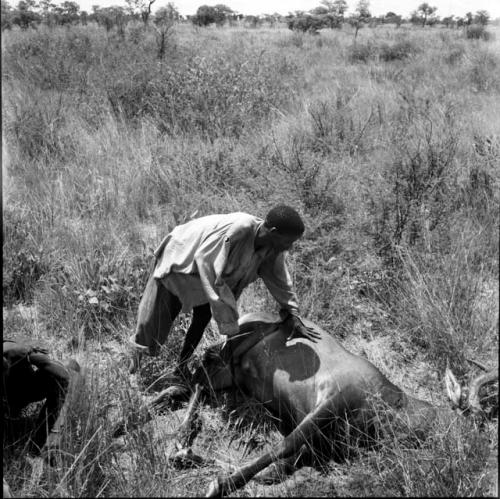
[93,6,128,34]
[348,0,371,39]
[314,0,346,28]
[412,3,437,27]
[192,5,215,26]
[125,0,156,24]
[1,0,13,29]
[192,4,233,27]
[37,0,56,25]
[474,10,489,26]
[426,14,439,26]
[332,0,348,18]
[320,0,347,18]
[213,4,233,26]
[262,13,279,27]
[287,14,325,34]
[154,2,179,59]
[155,2,179,22]
[244,15,261,28]
[384,11,402,27]
[441,15,453,28]
[356,0,371,20]
[11,0,40,29]
[54,1,80,25]
[311,6,328,16]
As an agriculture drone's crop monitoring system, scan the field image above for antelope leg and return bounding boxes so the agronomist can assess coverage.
[176,383,203,449]
[170,384,207,468]
[206,399,335,497]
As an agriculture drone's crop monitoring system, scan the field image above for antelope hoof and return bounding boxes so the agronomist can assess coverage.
[170,448,204,469]
[151,385,189,411]
[206,478,222,498]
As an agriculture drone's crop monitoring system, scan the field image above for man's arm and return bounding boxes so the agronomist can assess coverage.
[258,252,300,313]
[259,253,321,342]
[194,223,252,337]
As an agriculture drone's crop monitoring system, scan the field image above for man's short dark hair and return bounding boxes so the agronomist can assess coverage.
[264,205,305,235]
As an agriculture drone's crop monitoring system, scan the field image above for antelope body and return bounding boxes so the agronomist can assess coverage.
[154,312,433,495]
[204,312,435,435]
[151,312,496,496]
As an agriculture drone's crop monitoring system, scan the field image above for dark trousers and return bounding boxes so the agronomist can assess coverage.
[132,268,212,367]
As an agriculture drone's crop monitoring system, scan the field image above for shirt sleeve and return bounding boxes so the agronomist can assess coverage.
[194,223,251,337]
[258,252,300,314]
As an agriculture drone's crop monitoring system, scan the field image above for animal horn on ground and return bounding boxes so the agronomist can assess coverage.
[467,367,498,416]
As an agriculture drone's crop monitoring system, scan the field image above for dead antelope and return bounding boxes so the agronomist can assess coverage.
[150,312,498,497]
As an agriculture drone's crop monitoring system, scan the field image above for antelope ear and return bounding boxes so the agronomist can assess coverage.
[444,368,462,407]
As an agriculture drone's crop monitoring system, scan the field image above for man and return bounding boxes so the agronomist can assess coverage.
[129,204,320,375]
[3,339,72,454]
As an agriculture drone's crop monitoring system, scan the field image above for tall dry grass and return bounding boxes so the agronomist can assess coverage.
[2,21,498,497]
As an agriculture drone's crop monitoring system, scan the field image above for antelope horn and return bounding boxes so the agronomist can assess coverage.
[468,368,498,415]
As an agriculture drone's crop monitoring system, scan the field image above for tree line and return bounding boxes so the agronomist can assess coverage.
[0,0,493,32]
[0,0,179,30]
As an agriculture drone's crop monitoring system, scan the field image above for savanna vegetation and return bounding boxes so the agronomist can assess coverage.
[2,3,499,496]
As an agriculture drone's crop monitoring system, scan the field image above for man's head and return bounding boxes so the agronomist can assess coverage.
[259,205,305,252]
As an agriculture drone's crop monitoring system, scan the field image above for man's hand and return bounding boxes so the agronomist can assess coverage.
[283,314,321,343]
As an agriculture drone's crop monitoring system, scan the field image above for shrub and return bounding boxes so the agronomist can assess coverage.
[2,209,50,306]
[468,49,500,92]
[289,31,304,48]
[443,44,466,65]
[287,15,324,34]
[465,24,491,41]
[2,30,94,92]
[370,97,461,260]
[379,40,418,62]
[37,251,150,341]
[5,86,73,160]
[347,42,377,63]
[107,52,298,139]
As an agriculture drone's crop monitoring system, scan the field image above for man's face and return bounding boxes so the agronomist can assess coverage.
[268,230,302,252]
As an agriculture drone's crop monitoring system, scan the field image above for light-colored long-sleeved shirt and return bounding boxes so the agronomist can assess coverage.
[153,212,299,336]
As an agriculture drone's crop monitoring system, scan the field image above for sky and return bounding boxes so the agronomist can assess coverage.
[71,0,500,19]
